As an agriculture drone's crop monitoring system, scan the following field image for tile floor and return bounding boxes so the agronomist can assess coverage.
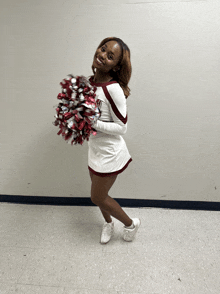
[0,202,219,294]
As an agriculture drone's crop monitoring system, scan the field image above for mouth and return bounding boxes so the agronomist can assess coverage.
[95,56,104,66]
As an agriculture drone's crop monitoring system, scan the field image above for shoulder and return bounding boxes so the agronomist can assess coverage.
[106,82,125,101]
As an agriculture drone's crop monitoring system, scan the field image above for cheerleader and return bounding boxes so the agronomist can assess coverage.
[88,37,141,244]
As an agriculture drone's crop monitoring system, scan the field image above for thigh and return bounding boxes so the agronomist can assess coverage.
[89,170,94,182]
[91,174,117,201]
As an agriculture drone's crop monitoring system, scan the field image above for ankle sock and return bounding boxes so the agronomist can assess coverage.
[125,220,134,229]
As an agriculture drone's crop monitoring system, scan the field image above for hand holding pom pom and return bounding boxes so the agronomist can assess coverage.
[53,75,100,145]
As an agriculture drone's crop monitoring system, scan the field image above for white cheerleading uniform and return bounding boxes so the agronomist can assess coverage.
[88,76,132,177]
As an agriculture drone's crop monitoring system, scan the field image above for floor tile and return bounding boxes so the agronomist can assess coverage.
[0,246,34,284]
[98,251,151,293]
[17,247,72,287]
[0,283,13,294]
[5,284,63,294]
[0,212,103,250]
[0,203,219,294]
[58,250,103,290]
[60,287,119,294]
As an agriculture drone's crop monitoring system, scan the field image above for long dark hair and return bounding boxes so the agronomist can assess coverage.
[92,37,132,98]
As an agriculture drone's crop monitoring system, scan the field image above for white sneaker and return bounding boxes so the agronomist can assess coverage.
[123,218,141,242]
[100,221,114,244]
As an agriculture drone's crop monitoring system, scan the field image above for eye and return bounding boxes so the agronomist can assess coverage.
[101,47,105,52]
[109,55,113,60]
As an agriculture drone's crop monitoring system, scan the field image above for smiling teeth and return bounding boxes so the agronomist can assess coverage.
[97,58,103,65]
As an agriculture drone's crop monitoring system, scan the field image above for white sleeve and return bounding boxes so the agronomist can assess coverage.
[92,84,128,136]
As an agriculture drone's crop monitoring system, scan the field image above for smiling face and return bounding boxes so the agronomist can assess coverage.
[93,40,122,74]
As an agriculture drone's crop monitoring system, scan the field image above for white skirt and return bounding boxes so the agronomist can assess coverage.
[88,132,132,177]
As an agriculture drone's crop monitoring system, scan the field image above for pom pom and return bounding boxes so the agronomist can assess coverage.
[53,75,100,145]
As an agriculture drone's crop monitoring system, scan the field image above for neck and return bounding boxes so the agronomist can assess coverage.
[93,70,113,83]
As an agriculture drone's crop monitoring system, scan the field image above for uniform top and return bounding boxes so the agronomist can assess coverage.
[87,76,132,176]
[89,76,128,137]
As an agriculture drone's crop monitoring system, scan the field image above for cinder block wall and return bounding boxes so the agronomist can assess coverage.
[1,0,220,201]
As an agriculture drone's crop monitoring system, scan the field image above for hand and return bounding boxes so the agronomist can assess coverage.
[92,106,101,122]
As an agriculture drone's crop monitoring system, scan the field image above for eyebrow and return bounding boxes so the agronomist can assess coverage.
[104,44,115,56]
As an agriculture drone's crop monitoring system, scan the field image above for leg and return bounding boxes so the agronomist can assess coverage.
[89,170,112,223]
[90,172,132,227]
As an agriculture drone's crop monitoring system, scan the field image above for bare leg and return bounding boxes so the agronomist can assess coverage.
[100,208,112,223]
[89,170,112,223]
[97,195,132,226]
[90,172,132,227]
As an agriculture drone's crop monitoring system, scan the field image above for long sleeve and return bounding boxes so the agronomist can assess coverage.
[92,84,128,136]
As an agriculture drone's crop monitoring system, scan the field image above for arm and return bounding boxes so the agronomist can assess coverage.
[92,84,128,136]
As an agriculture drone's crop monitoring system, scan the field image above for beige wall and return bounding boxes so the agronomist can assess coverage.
[1,0,220,202]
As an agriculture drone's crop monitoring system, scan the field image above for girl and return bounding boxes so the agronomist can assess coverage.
[88,37,141,244]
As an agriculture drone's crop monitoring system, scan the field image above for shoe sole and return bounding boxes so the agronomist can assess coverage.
[100,236,113,244]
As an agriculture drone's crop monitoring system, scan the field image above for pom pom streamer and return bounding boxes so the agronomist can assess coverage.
[53,75,100,145]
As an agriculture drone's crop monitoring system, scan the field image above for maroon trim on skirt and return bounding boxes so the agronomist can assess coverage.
[88,158,132,177]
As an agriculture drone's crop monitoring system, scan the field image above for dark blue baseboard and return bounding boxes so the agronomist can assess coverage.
[0,195,220,211]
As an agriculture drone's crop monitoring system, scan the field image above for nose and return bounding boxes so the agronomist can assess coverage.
[100,51,106,61]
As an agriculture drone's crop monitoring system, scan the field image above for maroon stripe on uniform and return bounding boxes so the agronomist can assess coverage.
[88,158,132,177]
[102,86,127,124]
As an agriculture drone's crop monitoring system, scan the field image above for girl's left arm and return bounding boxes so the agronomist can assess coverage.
[92,85,128,136]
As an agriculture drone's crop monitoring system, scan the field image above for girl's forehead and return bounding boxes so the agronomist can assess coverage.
[102,41,122,55]
[104,40,119,49]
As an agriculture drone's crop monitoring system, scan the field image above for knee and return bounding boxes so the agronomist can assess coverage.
[91,195,100,206]
[91,193,107,206]
[91,197,98,206]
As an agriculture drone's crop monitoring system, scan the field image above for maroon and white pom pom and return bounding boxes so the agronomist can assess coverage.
[53,74,100,145]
